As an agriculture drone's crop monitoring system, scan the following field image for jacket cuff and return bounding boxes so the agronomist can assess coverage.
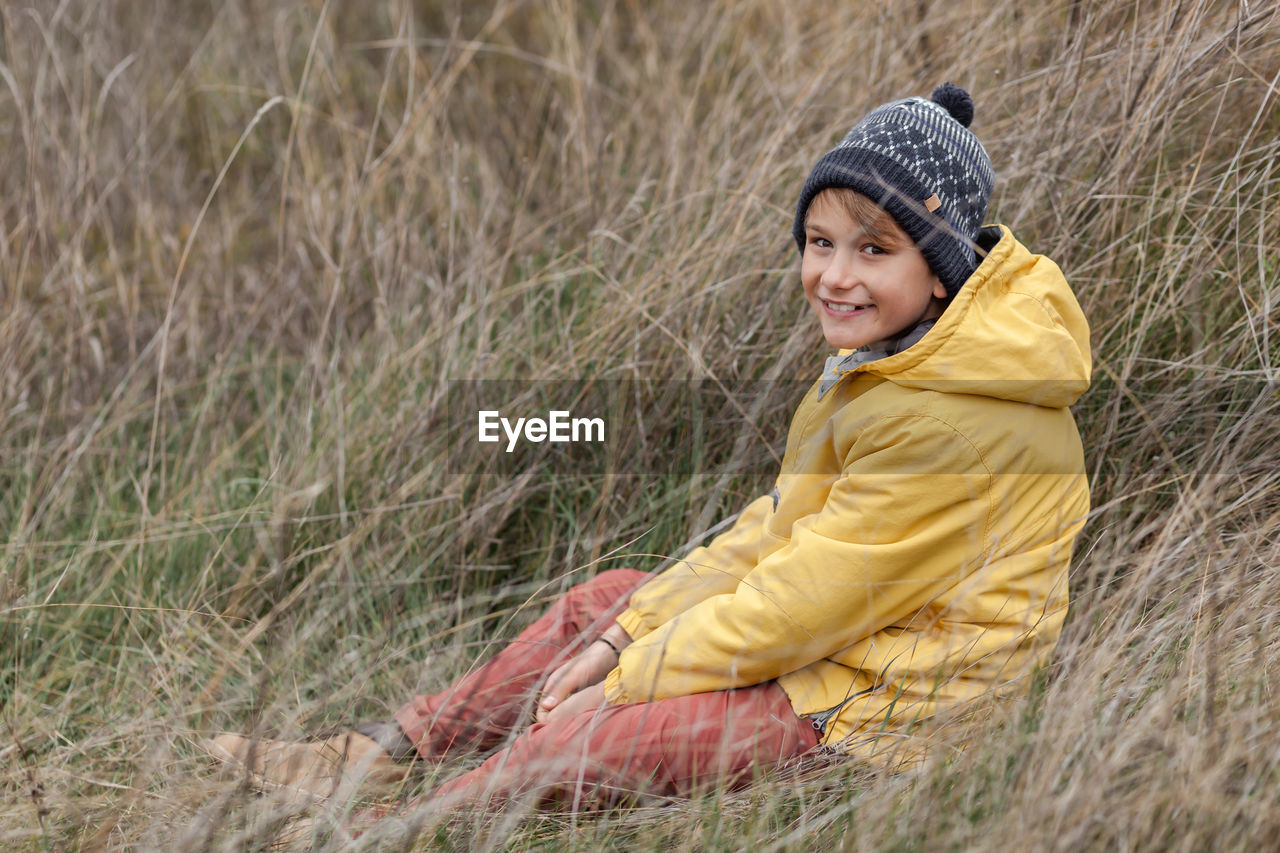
[614,608,651,642]
[602,667,626,704]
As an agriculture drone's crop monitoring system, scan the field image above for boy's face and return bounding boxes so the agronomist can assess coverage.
[800,192,947,351]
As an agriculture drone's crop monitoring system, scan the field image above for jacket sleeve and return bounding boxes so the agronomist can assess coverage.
[614,492,775,641]
[603,414,992,704]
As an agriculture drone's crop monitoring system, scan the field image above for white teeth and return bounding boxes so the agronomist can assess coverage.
[824,300,868,314]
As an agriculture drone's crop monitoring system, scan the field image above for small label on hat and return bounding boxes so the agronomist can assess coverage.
[924,193,942,213]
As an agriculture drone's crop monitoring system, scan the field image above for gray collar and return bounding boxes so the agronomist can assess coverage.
[817,320,937,399]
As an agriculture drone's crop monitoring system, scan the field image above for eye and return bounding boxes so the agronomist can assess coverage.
[861,243,887,256]
[807,235,833,250]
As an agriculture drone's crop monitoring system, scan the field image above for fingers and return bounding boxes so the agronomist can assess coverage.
[536,641,619,723]
[536,660,577,722]
[537,654,596,720]
[542,682,607,724]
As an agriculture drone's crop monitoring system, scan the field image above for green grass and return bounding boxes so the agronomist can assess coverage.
[3,0,1280,849]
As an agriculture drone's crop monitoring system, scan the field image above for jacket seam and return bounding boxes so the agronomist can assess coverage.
[1006,287,1057,327]
[858,412,995,553]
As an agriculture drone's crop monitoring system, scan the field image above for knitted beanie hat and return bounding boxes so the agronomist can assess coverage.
[792,83,995,297]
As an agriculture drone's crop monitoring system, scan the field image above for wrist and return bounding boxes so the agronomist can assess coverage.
[595,634,622,657]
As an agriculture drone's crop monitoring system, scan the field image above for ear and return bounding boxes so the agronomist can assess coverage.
[931,276,948,300]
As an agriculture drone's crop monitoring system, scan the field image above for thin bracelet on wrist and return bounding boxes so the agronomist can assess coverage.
[595,635,622,657]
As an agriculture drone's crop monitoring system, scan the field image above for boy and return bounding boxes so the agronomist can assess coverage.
[206,83,1090,813]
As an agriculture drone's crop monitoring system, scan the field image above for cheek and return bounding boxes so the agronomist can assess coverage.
[799,260,819,294]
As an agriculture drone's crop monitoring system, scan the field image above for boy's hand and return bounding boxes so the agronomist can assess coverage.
[535,624,630,723]
[540,681,606,723]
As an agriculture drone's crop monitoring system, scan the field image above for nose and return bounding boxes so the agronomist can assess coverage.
[820,247,859,291]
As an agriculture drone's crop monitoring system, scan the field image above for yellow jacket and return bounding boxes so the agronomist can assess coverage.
[602,226,1091,759]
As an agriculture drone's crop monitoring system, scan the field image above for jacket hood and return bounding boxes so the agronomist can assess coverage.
[856,225,1091,407]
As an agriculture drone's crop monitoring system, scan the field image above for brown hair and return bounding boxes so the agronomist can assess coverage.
[804,188,915,251]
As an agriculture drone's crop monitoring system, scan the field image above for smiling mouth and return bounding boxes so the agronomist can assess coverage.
[822,299,872,314]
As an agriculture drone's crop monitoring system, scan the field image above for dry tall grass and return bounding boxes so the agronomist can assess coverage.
[2,0,1278,849]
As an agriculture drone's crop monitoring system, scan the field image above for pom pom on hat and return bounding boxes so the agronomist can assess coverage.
[930,82,974,128]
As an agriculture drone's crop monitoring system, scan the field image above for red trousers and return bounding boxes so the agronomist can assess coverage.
[394,569,819,808]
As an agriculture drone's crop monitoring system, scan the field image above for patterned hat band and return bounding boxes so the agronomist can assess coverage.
[793,84,994,298]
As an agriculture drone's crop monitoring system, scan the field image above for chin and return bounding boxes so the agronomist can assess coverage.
[822,330,871,350]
